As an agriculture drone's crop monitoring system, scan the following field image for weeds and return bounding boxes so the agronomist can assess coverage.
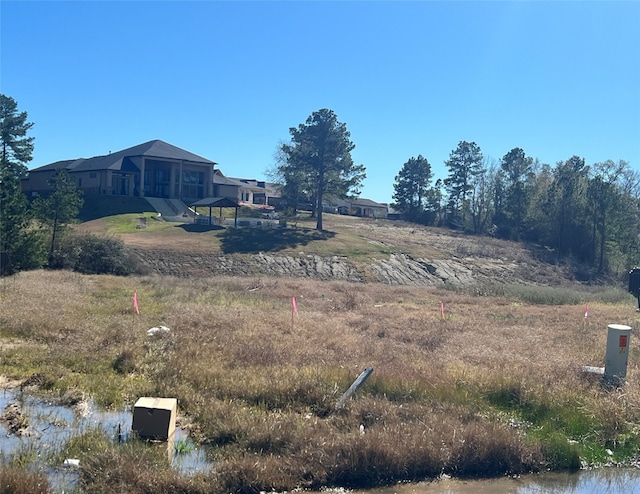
[0,464,51,494]
[1,270,639,492]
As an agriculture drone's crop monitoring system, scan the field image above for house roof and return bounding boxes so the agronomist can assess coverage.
[190,197,239,208]
[30,140,217,173]
[213,171,247,187]
[349,198,387,209]
[213,171,280,195]
[330,197,387,209]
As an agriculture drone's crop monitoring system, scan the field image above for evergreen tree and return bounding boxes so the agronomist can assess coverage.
[548,156,590,262]
[0,94,42,275]
[498,147,534,240]
[468,158,495,235]
[33,168,84,267]
[444,141,483,229]
[1,94,34,178]
[392,155,433,223]
[280,109,365,230]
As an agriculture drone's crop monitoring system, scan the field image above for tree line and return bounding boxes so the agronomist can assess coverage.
[273,108,639,278]
[392,143,640,277]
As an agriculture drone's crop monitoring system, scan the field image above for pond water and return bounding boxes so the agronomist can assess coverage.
[0,388,210,491]
[3,388,640,493]
[355,468,640,494]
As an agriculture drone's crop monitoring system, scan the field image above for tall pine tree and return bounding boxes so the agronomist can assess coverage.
[392,155,434,223]
[0,94,43,275]
[280,109,365,230]
[444,141,483,229]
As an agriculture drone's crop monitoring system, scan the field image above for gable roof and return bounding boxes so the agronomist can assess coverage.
[329,197,387,209]
[213,171,280,195]
[190,197,240,208]
[213,170,247,187]
[349,198,387,209]
[30,140,217,173]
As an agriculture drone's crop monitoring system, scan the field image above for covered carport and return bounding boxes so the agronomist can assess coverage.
[190,197,240,227]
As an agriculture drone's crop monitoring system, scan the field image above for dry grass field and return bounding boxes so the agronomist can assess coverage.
[1,209,640,492]
[1,256,639,492]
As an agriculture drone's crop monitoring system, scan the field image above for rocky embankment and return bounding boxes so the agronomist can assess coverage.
[131,247,575,287]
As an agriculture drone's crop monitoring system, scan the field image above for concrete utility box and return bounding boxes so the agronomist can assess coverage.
[132,397,177,441]
[604,324,632,385]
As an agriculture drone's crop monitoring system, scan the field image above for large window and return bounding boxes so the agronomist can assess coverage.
[182,170,204,200]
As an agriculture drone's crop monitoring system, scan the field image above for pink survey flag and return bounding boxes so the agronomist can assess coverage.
[440,300,445,320]
[133,291,140,315]
[584,304,589,318]
[292,296,299,315]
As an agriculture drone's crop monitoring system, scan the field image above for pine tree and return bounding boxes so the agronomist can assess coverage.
[33,168,84,267]
[392,155,433,223]
[444,141,483,229]
[0,94,41,275]
[280,109,365,230]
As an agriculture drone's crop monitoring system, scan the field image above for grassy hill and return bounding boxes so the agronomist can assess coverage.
[78,195,153,222]
[78,198,587,288]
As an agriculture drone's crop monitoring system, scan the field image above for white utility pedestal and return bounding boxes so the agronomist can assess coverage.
[604,324,632,385]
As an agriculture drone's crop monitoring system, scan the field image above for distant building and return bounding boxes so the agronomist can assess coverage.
[22,140,217,203]
[22,139,384,220]
[325,197,388,218]
[212,170,281,209]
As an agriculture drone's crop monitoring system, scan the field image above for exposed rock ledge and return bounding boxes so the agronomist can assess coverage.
[131,248,569,287]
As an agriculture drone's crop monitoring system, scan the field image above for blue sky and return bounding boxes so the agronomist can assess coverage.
[2,1,639,204]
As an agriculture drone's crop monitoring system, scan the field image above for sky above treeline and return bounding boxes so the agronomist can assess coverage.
[2,1,639,204]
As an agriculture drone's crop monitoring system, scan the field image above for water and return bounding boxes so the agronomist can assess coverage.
[0,388,210,491]
[354,469,640,494]
[3,388,640,493]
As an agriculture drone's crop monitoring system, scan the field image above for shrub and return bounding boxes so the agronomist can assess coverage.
[51,231,137,275]
[73,233,137,275]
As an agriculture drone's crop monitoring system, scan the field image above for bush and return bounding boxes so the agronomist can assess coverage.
[10,229,48,273]
[52,231,137,275]
[74,233,137,275]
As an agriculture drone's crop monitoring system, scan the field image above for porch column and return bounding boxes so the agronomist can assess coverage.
[206,166,214,197]
[139,158,146,197]
[170,164,176,199]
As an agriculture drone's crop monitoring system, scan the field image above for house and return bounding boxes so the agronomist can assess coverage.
[385,204,401,220]
[212,170,281,209]
[330,198,388,218]
[22,140,217,203]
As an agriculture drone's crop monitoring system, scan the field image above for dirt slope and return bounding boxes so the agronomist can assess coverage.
[115,215,577,287]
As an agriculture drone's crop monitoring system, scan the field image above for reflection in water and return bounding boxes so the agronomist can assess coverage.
[355,469,640,494]
[0,388,210,491]
[3,389,640,493]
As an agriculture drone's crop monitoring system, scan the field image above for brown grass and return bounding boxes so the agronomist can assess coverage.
[1,269,639,492]
[0,465,51,494]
